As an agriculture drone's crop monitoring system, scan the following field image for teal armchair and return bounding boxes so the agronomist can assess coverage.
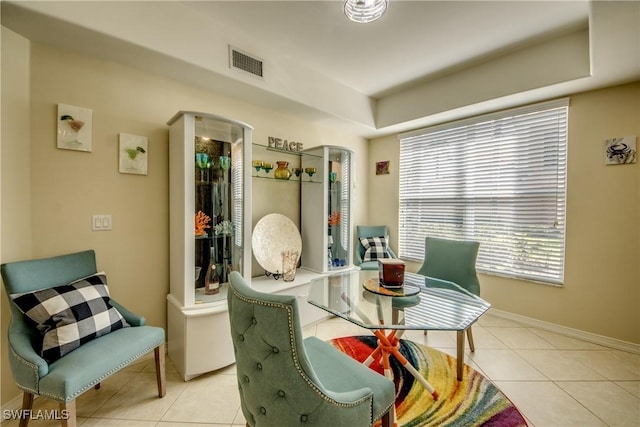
[355,225,398,270]
[1,250,166,427]
[227,271,395,427]
[417,236,481,349]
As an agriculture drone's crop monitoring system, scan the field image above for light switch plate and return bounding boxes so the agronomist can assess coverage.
[92,214,112,231]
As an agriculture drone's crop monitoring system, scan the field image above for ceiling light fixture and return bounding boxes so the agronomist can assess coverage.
[344,0,388,24]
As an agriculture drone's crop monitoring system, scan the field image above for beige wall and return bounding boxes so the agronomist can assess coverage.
[0,34,368,405]
[369,82,640,344]
[1,27,32,405]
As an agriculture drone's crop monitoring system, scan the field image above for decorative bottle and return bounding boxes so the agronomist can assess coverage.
[274,161,291,180]
[204,261,220,295]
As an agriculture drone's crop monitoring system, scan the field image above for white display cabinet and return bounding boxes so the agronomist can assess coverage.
[167,111,252,381]
[301,145,354,273]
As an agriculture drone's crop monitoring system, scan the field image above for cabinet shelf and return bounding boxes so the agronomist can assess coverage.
[252,175,323,184]
[194,284,228,305]
[252,175,299,182]
[195,234,230,240]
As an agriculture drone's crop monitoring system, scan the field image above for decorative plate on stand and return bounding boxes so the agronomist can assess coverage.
[252,213,302,278]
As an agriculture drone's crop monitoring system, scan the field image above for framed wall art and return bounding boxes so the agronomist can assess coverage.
[376,160,390,175]
[605,136,636,165]
[57,103,93,152]
[119,133,148,175]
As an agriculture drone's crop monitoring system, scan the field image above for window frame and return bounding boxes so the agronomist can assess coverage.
[397,98,569,285]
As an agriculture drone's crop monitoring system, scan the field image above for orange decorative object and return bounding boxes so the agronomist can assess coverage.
[328,211,341,226]
[194,210,211,235]
[341,292,439,403]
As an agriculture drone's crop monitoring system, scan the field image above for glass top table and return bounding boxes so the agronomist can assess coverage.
[307,269,491,382]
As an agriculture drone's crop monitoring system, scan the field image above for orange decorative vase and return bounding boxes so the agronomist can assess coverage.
[274,161,291,180]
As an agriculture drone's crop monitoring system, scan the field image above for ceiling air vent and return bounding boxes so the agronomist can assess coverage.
[229,46,264,78]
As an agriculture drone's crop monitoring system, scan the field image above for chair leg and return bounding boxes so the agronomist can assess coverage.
[381,405,395,427]
[467,326,476,352]
[155,343,166,397]
[392,309,400,325]
[19,392,34,427]
[60,400,76,427]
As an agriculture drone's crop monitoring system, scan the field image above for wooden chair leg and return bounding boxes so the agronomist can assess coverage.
[381,405,395,427]
[467,326,476,352]
[60,400,76,427]
[155,343,166,397]
[19,392,34,427]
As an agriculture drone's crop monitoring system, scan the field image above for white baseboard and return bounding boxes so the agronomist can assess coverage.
[1,393,24,413]
[489,308,640,355]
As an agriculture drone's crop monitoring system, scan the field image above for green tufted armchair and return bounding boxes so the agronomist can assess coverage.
[227,271,395,427]
[1,250,166,427]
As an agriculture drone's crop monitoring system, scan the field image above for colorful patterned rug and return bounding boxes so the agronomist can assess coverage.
[331,336,527,427]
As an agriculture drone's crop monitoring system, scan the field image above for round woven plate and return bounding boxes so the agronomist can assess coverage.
[362,277,420,297]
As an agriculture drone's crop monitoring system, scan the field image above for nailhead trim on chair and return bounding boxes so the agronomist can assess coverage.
[232,290,376,425]
[9,345,39,396]
[12,340,164,402]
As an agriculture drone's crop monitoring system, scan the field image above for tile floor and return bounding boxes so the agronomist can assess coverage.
[2,313,639,427]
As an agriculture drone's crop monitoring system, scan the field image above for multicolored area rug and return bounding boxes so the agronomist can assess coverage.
[331,336,527,427]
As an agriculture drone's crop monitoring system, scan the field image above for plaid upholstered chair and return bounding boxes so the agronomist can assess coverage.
[355,225,398,270]
[1,250,166,427]
[227,271,395,427]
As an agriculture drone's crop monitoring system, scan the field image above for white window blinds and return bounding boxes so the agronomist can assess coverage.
[398,99,568,284]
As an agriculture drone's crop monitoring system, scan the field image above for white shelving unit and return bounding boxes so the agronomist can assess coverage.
[167,111,252,381]
[249,144,358,326]
[301,145,355,273]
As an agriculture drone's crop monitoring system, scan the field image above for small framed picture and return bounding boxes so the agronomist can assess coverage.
[605,136,636,165]
[119,133,148,175]
[376,161,390,175]
[57,104,92,152]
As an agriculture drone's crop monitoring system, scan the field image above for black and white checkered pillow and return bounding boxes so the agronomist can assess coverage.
[10,272,129,362]
[360,236,391,262]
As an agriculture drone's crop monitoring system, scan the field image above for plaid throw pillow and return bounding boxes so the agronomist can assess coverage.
[10,273,129,362]
[360,236,392,262]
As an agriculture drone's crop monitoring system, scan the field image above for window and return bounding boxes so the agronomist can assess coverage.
[398,99,568,284]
